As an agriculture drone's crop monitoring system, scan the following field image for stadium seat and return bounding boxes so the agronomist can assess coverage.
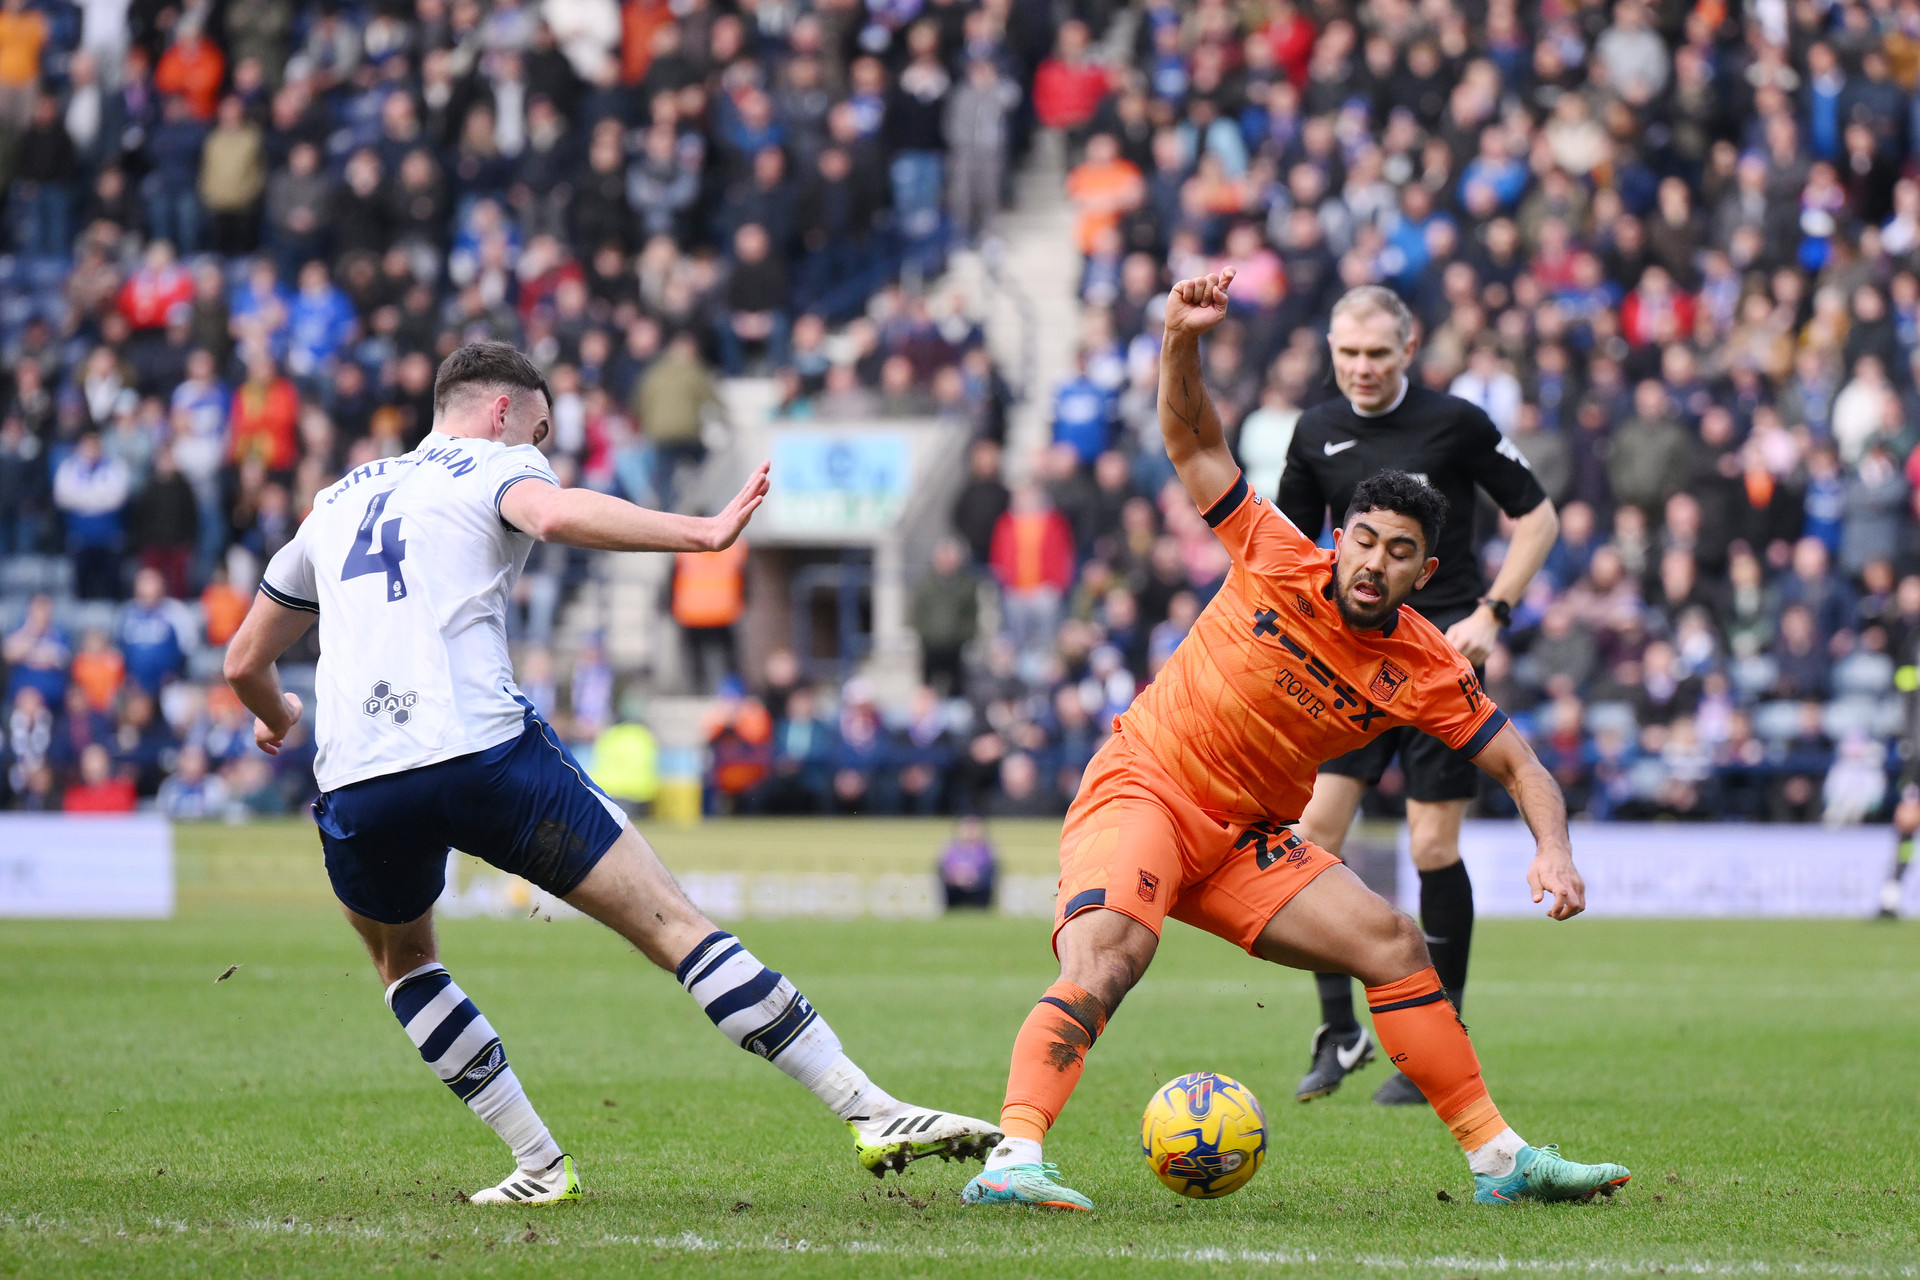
[1822,699,1879,741]
[1584,701,1639,740]
[1832,653,1894,699]
[1729,656,1780,703]
[1753,701,1806,744]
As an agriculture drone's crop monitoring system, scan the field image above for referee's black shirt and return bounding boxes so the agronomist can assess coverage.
[1276,384,1549,616]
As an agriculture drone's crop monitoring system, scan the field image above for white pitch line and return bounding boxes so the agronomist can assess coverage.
[6,1214,1911,1277]
[593,1233,1918,1277]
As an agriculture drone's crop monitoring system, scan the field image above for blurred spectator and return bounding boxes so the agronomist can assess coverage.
[53,434,131,600]
[937,815,998,909]
[593,715,661,818]
[119,567,189,694]
[990,483,1075,666]
[3,595,70,705]
[704,684,771,814]
[1033,21,1112,140]
[126,447,198,598]
[62,742,136,812]
[671,540,747,694]
[911,536,981,696]
[636,333,720,509]
[950,437,1009,564]
[155,743,229,819]
[946,57,1019,243]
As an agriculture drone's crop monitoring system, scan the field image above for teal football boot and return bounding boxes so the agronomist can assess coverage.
[962,1162,1095,1212]
[1474,1144,1631,1204]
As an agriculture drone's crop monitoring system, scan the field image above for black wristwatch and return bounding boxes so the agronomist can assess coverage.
[1478,597,1512,626]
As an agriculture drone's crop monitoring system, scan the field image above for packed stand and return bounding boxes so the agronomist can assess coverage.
[0,0,1048,812]
[715,0,1920,823]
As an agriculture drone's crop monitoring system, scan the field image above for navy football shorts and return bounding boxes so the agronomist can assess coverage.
[313,716,627,924]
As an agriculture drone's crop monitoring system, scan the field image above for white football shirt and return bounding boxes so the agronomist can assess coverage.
[261,432,559,791]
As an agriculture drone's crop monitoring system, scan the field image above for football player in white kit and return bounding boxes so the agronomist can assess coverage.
[223,343,1000,1204]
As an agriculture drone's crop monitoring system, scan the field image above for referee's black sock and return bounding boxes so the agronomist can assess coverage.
[1419,860,1475,1013]
[1314,971,1359,1036]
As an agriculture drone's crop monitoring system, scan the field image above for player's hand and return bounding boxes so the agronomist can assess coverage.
[1164,267,1235,337]
[255,692,302,757]
[1527,847,1585,920]
[705,460,771,551]
[1445,606,1503,666]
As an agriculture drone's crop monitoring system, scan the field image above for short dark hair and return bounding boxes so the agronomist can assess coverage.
[1343,469,1449,553]
[432,341,552,419]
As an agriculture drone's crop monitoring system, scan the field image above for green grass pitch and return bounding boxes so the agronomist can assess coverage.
[3,819,1917,1278]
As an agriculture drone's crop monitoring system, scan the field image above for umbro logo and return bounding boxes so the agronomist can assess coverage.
[1323,439,1358,456]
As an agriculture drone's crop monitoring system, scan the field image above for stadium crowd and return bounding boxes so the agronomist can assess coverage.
[0,0,1045,812]
[705,0,1920,826]
[9,0,1920,830]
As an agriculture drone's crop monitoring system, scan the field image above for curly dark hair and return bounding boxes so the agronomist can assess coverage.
[1343,469,1449,553]
[432,341,553,418]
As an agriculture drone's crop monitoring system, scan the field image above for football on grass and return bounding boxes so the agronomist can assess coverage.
[1141,1071,1267,1198]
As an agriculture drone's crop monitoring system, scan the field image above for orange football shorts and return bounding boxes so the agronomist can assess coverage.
[1052,729,1342,955]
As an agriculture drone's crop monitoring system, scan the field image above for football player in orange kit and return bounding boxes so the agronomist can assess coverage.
[960,268,1632,1212]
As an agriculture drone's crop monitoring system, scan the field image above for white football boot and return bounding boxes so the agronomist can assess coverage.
[468,1153,581,1204]
[848,1105,1003,1177]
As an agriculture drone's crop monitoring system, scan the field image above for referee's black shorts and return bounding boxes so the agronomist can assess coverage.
[1319,601,1483,803]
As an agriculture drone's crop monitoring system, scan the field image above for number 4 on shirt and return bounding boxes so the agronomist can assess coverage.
[341,490,409,601]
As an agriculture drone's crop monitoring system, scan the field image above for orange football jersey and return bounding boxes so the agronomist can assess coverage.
[1117,473,1507,824]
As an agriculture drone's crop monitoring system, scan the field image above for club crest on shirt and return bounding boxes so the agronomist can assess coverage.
[1369,658,1409,704]
[1137,869,1161,903]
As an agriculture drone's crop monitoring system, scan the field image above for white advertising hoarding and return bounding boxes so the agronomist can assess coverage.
[1400,821,1918,918]
[0,814,174,918]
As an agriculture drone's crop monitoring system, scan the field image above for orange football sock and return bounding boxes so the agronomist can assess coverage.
[999,981,1109,1142]
[1365,967,1509,1153]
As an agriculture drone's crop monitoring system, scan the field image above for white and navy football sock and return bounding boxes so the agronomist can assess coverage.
[386,963,562,1174]
[676,930,898,1121]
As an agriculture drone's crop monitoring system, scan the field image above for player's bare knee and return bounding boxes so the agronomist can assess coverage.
[1059,949,1134,1015]
[1385,911,1431,976]
[1345,908,1428,987]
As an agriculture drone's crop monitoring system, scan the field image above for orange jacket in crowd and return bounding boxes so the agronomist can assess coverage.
[155,32,225,121]
[0,5,47,89]
[672,540,748,629]
[71,647,125,711]
[229,376,300,470]
[201,580,251,646]
[989,509,1075,595]
[621,0,673,83]
[1066,155,1144,255]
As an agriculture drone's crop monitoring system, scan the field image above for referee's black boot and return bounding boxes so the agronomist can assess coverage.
[1296,1024,1375,1101]
[1371,1070,1427,1106]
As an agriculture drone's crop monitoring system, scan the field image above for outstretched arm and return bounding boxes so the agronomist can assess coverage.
[224,594,316,755]
[1471,721,1586,920]
[501,461,770,552]
[1159,268,1243,511]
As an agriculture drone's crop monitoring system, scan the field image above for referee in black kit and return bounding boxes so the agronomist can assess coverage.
[1279,286,1559,1106]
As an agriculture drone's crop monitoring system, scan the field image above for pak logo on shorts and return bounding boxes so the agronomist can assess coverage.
[1137,869,1160,903]
[1370,658,1409,704]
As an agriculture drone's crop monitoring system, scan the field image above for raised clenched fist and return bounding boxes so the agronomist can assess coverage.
[1164,267,1236,337]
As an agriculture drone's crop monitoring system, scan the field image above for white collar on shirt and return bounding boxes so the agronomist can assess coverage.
[1350,378,1408,418]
